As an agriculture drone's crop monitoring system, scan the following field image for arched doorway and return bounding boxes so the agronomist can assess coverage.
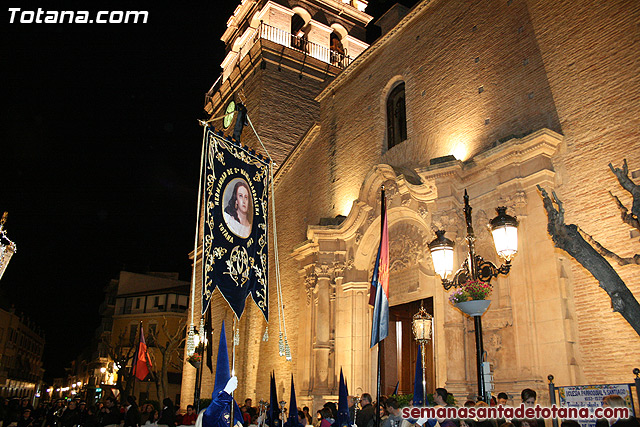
[381,298,435,397]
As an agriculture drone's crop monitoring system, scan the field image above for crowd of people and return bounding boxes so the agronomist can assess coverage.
[1,387,637,427]
[235,388,639,427]
[0,396,198,427]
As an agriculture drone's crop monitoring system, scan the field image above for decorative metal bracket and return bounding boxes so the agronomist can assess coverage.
[441,256,512,290]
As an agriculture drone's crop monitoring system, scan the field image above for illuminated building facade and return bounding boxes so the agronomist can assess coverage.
[183,0,640,412]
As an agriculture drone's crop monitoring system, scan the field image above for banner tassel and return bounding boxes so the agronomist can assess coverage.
[247,113,291,362]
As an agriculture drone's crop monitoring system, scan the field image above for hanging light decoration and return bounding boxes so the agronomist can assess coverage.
[0,212,16,281]
[187,324,197,357]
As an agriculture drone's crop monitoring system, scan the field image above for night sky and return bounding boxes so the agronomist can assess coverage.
[2,0,411,382]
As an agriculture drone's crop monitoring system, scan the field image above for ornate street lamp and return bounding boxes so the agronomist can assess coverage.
[428,190,518,402]
[0,212,17,281]
[412,304,433,404]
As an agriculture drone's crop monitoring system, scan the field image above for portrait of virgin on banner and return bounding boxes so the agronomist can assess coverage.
[202,127,270,321]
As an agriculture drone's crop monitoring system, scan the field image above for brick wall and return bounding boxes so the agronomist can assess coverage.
[525,0,640,384]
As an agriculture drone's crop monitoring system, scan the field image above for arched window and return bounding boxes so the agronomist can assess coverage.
[387,82,407,149]
[291,14,308,52]
[330,32,346,66]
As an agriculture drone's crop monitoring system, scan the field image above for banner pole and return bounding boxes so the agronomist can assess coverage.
[194,311,206,413]
[231,317,238,427]
[376,345,381,427]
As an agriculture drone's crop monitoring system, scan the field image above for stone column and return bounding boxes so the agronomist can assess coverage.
[338,280,371,395]
[312,268,332,394]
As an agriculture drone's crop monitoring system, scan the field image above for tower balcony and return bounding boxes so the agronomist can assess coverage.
[246,22,353,69]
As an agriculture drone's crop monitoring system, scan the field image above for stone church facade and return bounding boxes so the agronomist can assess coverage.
[182,0,640,412]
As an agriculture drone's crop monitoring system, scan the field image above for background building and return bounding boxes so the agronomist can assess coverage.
[184,0,640,413]
[65,271,189,405]
[0,307,45,400]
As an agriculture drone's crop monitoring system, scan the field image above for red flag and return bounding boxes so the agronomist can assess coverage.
[133,324,151,381]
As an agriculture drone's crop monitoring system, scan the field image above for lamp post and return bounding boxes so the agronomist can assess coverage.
[428,190,519,402]
[412,304,433,405]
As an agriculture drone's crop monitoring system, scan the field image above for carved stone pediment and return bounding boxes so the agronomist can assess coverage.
[389,223,427,272]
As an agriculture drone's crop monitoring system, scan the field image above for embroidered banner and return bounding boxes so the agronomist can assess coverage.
[202,127,269,321]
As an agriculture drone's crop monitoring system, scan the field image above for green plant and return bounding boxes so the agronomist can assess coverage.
[187,352,202,366]
[449,280,492,303]
[389,392,456,407]
[389,393,413,408]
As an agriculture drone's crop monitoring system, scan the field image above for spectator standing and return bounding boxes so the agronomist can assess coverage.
[145,410,160,426]
[59,401,80,427]
[356,394,375,427]
[158,398,176,427]
[141,405,155,425]
[100,397,123,427]
[181,406,197,426]
[433,389,449,407]
[319,408,334,427]
[302,407,312,426]
[17,408,34,427]
[520,389,544,427]
[602,395,640,427]
[382,398,402,427]
[124,396,141,427]
[84,406,100,427]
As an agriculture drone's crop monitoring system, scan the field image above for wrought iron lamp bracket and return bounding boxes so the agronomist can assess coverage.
[441,256,512,290]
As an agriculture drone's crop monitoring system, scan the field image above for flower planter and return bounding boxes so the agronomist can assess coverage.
[455,299,491,317]
[188,359,201,369]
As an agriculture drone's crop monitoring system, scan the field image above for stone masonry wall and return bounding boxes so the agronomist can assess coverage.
[524,0,640,385]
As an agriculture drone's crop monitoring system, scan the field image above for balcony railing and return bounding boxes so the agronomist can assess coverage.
[207,23,354,105]
[235,22,353,69]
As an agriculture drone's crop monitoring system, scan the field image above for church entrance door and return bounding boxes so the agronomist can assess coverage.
[380,298,435,398]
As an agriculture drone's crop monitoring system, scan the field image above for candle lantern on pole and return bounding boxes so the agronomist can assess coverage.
[412,304,433,404]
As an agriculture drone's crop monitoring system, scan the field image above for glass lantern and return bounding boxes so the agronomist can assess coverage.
[489,207,519,261]
[428,230,455,279]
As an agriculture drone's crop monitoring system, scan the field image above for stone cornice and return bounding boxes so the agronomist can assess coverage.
[341,281,370,292]
[415,128,563,183]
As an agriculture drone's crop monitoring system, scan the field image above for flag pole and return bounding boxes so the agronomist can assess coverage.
[231,317,237,427]
[375,185,385,427]
[194,309,208,413]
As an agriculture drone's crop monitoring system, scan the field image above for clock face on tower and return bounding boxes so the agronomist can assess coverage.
[223,100,236,129]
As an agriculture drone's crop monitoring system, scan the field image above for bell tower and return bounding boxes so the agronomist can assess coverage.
[204,0,372,167]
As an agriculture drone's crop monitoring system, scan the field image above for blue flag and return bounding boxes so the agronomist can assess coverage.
[370,189,390,348]
[336,369,350,427]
